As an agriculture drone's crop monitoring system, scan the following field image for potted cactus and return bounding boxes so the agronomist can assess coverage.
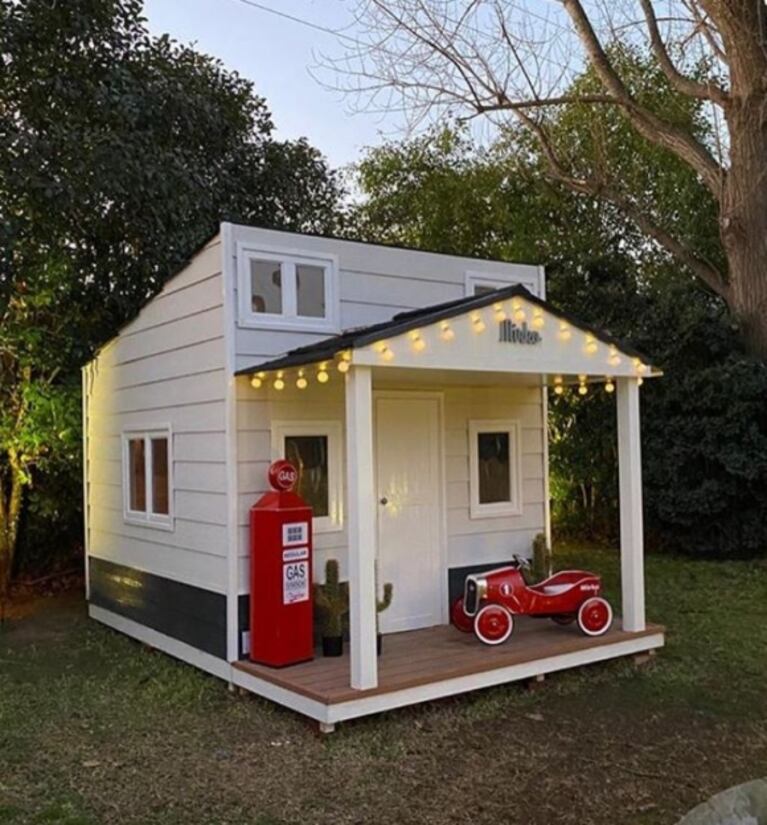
[313,559,348,657]
[376,581,393,656]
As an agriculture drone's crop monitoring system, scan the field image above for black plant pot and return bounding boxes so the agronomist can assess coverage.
[322,635,343,657]
[377,633,383,657]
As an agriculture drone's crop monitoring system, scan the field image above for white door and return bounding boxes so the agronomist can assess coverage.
[375,394,443,633]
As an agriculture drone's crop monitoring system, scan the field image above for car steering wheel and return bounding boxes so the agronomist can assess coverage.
[512,553,531,569]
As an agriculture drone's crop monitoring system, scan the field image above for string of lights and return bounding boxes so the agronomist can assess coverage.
[248,295,648,395]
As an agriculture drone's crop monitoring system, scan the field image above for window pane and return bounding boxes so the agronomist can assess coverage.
[296,264,326,318]
[250,259,282,314]
[128,439,146,512]
[477,432,511,504]
[151,438,169,515]
[285,435,329,517]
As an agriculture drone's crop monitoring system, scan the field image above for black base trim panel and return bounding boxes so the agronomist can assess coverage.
[89,557,227,659]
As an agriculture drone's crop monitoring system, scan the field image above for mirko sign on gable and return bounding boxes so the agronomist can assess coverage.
[499,319,542,344]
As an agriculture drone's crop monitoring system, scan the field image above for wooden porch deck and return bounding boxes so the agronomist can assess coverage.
[233,617,665,707]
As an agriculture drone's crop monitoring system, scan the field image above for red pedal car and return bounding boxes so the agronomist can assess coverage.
[452,556,613,645]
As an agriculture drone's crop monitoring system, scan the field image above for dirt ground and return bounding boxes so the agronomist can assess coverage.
[1,547,766,825]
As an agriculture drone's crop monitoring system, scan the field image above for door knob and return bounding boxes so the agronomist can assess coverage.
[379,496,389,505]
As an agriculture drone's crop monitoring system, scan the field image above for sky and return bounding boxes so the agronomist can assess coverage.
[143,0,401,170]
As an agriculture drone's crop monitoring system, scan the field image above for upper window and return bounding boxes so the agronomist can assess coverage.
[238,245,339,332]
[123,428,173,529]
[272,421,343,533]
[465,271,538,297]
[468,420,522,519]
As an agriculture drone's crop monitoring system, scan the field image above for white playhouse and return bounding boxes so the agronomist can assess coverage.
[82,223,664,730]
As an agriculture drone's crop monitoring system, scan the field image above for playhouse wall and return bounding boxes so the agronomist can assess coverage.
[84,236,231,658]
[234,377,546,650]
[226,224,544,372]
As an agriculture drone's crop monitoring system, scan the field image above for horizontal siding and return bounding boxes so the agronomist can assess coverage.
[233,379,546,585]
[89,535,227,592]
[228,223,542,370]
[85,239,229,598]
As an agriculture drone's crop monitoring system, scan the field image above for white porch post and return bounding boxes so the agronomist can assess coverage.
[616,377,646,632]
[345,365,379,690]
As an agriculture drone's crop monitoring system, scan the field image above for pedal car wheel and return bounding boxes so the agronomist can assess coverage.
[451,597,474,633]
[551,614,576,626]
[474,604,514,645]
[577,597,613,636]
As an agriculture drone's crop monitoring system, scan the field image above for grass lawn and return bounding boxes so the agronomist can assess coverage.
[1,545,766,825]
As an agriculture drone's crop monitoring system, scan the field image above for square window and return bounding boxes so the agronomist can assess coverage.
[296,263,326,318]
[128,438,146,512]
[238,245,338,333]
[250,259,283,314]
[272,422,342,533]
[468,420,521,518]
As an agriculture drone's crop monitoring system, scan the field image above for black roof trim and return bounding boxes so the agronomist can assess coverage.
[235,285,653,375]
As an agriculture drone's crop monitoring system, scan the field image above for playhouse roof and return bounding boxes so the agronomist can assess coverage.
[235,284,654,376]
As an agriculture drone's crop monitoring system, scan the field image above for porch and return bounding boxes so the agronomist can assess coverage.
[237,284,664,726]
[233,618,665,728]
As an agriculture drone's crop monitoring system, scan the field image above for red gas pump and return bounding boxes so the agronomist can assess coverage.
[249,460,314,667]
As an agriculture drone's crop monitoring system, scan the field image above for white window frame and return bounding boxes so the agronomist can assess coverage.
[271,420,343,534]
[465,271,538,297]
[468,419,523,519]
[237,242,340,333]
[122,427,174,530]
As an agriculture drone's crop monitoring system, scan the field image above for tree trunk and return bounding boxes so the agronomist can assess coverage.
[721,87,767,359]
[0,457,24,616]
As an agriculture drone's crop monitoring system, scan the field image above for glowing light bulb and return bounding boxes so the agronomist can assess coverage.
[410,332,426,352]
[337,359,350,373]
[317,369,330,383]
[554,384,565,396]
[296,371,308,390]
[559,321,572,341]
[440,322,455,342]
[609,348,621,367]
[472,314,486,333]
[494,303,507,321]
[250,376,262,389]
[638,377,644,386]
[514,307,527,323]
[584,334,598,354]
[578,383,588,396]
[380,345,395,362]
[273,375,285,391]
[605,379,615,393]
[532,310,545,330]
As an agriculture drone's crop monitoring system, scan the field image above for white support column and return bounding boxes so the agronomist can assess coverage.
[345,365,379,690]
[616,377,646,632]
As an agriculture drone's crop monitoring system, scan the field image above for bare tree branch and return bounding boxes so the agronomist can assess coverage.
[560,0,725,195]
[511,104,729,299]
[639,0,729,105]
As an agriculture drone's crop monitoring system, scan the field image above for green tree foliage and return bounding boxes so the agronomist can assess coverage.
[0,0,342,592]
[352,65,767,558]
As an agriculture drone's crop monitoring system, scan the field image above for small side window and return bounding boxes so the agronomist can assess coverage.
[123,429,173,529]
[468,420,522,519]
[272,422,342,533]
[237,244,338,333]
